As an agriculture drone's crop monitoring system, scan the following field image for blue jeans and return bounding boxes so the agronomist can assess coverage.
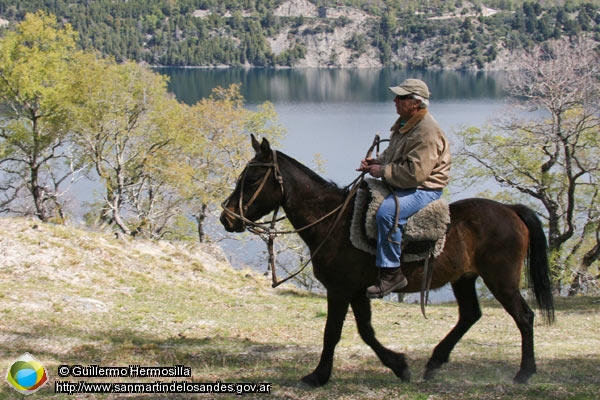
[376,188,442,268]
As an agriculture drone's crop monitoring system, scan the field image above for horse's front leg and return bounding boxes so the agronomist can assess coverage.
[301,290,349,387]
[351,296,411,382]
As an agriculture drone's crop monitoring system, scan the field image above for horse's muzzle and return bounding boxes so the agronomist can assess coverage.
[219,211,245,233]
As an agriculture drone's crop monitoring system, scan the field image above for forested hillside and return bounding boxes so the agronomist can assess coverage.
[0,0,598,68]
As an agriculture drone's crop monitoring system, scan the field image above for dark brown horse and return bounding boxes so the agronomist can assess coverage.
[220,135,555,386]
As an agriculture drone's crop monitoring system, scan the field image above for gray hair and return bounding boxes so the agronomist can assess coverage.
[412,94,429,108]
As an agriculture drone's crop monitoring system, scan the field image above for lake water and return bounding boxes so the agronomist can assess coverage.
[156,68,511,301]
[158,68,509,198]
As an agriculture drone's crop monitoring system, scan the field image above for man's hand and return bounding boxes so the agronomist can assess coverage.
[357,158,384,178]
[366,164,384,178]
[357,157,376,171]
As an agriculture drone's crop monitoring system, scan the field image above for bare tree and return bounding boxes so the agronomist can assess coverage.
[456,38,600,294]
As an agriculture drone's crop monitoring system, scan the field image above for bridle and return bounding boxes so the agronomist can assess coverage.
[222,149,362,288]
[229,150,286,233]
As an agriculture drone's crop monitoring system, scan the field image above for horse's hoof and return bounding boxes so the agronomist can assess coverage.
[423,358,444,381]
[389,353,411,382]
[424,366,441,381]
[398,367,411,382]
[513,371,532,384]
[301,373,328,387]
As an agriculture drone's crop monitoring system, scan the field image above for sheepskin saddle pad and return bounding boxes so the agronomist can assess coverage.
[350,178,450,262]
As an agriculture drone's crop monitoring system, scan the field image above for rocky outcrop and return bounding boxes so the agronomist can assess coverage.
[273,0,318,18]
[269,1,381,67]
[267,0,516,69]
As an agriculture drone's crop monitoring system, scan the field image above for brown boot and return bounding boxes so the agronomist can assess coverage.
[366,267,408,299]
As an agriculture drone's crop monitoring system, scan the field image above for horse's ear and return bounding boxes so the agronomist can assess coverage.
[260,137,271,155]
[251,134,261,153]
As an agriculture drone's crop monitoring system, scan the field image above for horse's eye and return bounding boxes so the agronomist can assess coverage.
[245,174,262,185]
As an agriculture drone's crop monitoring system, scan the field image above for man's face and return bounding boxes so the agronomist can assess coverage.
[394,95,420,121]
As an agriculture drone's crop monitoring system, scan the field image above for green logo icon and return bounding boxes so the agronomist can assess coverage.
[6,353,49,395]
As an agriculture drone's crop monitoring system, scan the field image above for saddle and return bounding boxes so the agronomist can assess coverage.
[350,178,450,262]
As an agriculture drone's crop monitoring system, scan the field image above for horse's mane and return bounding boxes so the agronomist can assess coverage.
[277,151,349,195]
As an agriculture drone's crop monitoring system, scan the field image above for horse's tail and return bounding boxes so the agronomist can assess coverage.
[512,204,555,325]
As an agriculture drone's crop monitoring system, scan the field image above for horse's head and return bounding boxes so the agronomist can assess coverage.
[220,134,285,233]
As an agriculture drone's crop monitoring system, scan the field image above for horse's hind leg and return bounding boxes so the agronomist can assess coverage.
[424,275,481,380]
[485,283,536,384]
[510,296,536,384]
[351,296,411,382]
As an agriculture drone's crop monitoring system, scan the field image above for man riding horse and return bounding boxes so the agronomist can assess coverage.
[358,78,451,298]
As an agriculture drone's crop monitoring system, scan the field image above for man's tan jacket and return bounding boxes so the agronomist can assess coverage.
[377,109,451,190]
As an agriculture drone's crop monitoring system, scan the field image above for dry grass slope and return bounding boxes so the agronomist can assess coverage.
[1,217,599,399]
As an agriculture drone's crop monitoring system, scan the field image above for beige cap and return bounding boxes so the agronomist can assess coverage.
[389,78,430,99]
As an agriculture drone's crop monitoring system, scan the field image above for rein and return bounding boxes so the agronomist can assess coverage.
[223,134,434,317]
